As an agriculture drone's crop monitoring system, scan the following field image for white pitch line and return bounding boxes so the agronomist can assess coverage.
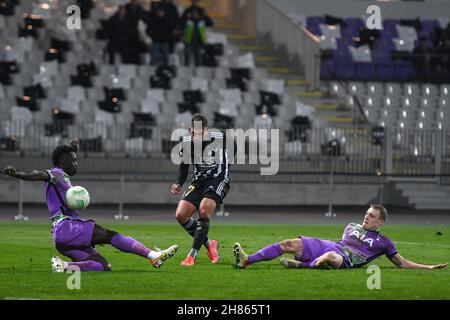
[1,297,41,300]
[395,241,450,248]
[327,239,450,248]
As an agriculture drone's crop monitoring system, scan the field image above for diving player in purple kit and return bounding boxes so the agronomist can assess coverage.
[2,138,178,272]
[233,204,448,270]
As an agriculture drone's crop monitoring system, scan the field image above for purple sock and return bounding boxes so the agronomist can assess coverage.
[248,243,283,265]
[110,234,151,258]
[68,261,104,272]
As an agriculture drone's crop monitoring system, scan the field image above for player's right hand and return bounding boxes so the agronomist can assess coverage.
[429,263,448,269]
[2,165,17,177]
[170,184,181,195]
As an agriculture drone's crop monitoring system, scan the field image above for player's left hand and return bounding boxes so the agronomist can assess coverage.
[71,137,80,151]
[429,263,448,269]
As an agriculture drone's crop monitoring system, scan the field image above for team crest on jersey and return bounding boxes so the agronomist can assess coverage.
[62,173,71,186]
[203,148,221,166]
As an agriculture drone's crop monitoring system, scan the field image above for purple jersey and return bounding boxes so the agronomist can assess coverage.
[45,167,80,219]
[336,223,398,268]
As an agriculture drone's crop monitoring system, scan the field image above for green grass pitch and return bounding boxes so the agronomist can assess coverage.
[0,222,449,300]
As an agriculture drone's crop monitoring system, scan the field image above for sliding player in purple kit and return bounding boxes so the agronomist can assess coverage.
[233,204,448,270]
[2,138,178,272]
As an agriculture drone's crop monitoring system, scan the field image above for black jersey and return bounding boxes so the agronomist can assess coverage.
[176,130,231,186]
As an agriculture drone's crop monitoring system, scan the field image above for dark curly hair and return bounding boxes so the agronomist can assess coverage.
[191,113,207,128]
[52,145,76,167]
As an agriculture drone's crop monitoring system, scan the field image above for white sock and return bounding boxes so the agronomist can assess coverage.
[188,248,198,258]
[148,250,162,260]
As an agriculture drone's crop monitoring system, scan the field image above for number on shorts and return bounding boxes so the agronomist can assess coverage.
[184,185,195,197]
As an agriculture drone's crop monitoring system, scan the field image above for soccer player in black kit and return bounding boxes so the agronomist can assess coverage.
[170,114,231,266]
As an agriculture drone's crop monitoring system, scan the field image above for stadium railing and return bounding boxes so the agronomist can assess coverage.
[256,0,321,89]
[0,120,449,180]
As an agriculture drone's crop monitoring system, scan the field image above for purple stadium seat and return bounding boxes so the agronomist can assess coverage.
[315,16,443,82]
[320,59,335,80]
[307,16,325,36]
[335,58,354,80]
[383,19,400,38]
[345,18,365,28]
[395,61,415,81]
[420,20,440,42]
[355,63,375,80]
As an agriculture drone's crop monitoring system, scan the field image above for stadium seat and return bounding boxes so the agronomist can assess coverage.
[218,100,239,117]
[125,137,145,155]
[138,65,156,78]
[401,96,419,109]
[95,110,115,126]
[385,83,402,96]
[172,78,190,91]
[261,79,285,95]
[363,95,382,112]
[219,88,242,105]
[118,64,138,78]
[67,86,86,102]
[104,138,125,153]
[139,99,160,115]
[422,84,438,98]
[145,89,165,103]
[417,109,435,130]
[329,81,346,97]
[403,83,420,97]
[190,77,209,92]
[348,81,368,96]
[379,108,398,127]
[210,78,226,91]
[438,98,449,110]
[440,85,450,98]
[60,99,81,114]
[195,67,215,80]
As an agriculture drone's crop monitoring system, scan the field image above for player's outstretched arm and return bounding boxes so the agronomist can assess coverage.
[2,165,50,182]
[389,253,448,269]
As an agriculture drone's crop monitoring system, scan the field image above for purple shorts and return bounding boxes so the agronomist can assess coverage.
[52,218,95,249]
[295,236,351,268]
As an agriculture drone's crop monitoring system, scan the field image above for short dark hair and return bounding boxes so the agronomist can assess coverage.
[370,204,388,221]
[191,113,208,129]
[52,145,75,167]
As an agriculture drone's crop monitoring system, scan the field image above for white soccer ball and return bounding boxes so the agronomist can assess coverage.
[66,186,90,210]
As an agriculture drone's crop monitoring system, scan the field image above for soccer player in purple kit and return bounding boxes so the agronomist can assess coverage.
[233,204,448,270]
[2,138,178,272]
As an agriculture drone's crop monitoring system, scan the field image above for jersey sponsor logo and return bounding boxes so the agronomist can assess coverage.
[349,229,374,247]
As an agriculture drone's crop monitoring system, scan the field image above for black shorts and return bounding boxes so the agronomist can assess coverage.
[182,178,230,209]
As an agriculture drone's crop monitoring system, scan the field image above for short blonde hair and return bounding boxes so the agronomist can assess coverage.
[370,204,388,221]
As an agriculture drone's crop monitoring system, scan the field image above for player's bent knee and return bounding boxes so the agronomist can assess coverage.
[175,201,195,223]
[328,252,340,261]
[320,252,342,269]
[175,208,191,223]
[198,207,211,218]
[199,199,216,218]
[279,239,301,254]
